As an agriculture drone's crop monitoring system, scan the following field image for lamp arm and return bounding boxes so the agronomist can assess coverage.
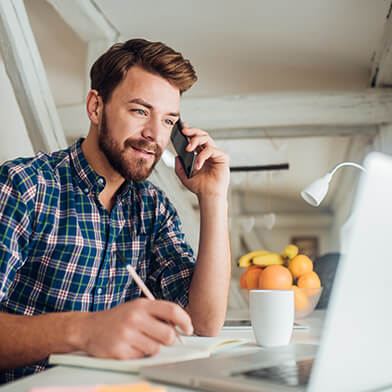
[329,162,367,177]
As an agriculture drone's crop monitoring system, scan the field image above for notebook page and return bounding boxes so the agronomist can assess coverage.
[180,335,249,353]
[49,336,249,373]
[49,345,210,373]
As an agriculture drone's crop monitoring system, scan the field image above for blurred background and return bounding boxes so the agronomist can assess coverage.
[0,0,391,288]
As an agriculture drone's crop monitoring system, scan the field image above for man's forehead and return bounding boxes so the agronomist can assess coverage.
[114,66,181,112]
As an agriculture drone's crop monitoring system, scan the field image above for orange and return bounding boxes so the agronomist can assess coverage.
[239,271,248,288]
[288,254,313,279]
[245,267,263,289]
[292,285,309,311]
[259,265,293,290]
[239,265,260,289]
[297,271,321,289]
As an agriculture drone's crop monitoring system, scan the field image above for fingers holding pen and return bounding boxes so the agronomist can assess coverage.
[82,298,193,360]
[148,299,194,337]
[125,299,193,343]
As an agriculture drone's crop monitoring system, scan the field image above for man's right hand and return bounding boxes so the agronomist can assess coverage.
[79,298,193,359]
[0,298,193,370]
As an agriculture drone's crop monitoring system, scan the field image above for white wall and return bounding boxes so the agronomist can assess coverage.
[24,0,86,107]
[256,227,330,258]
[0,59,34,163]
[329,129,392,252]
[374,124,392,155]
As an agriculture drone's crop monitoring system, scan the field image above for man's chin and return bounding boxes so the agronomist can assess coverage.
[122,162,156,182]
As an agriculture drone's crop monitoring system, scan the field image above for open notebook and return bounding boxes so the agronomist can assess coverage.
[49,336,249,373]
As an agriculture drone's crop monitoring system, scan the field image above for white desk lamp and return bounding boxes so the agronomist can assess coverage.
[301,162,366,207]
[301,161,367,253]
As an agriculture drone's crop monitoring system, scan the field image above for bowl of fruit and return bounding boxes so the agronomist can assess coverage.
[238,245,322,319]
[291,286,323,319]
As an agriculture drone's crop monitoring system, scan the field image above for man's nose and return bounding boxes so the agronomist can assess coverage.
[141,116,162,143]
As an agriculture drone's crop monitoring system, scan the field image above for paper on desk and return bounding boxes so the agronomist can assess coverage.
[98,382,166,392]
[49,336,249,373]
[29,382,166,392]
[179,335,250,353]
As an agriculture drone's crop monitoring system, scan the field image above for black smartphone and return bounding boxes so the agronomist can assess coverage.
[170,120,197,178]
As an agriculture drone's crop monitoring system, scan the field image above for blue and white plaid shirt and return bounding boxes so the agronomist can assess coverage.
[0,138,195,383]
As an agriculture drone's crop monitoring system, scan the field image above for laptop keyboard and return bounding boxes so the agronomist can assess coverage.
[235,358,314,387]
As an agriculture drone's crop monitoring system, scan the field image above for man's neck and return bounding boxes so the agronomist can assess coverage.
[81,133,125,213]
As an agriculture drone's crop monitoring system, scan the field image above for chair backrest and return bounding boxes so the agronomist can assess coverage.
[313,252,340,309]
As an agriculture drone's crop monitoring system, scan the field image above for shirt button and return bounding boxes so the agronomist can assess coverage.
[83,187,89,194]
[97,177,105,186]
[97,288,103,295]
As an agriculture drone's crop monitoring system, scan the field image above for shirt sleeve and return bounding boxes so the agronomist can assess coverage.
[146,193,196,308]
[0,164,35,304]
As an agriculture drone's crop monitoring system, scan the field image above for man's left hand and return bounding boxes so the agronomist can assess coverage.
[174,123,230,199]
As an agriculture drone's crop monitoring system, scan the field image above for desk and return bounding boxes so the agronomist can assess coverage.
[0,311,325,392]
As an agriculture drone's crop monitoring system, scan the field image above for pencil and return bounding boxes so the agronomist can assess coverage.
[116,251,184,344]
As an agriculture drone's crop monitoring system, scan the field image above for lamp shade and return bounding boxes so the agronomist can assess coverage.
[301,173,332,207]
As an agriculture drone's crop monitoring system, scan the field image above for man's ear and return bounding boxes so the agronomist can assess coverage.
[86,90,102,125]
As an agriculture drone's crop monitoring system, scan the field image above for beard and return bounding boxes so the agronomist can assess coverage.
[98,109,162,182]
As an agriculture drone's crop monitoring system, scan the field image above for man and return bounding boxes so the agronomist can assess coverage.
[0,39,231,383]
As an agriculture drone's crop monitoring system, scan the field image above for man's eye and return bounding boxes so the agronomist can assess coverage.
[164,119,174,126]
[131,109,147,116]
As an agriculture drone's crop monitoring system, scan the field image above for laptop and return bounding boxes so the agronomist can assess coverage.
[140,152,392,392]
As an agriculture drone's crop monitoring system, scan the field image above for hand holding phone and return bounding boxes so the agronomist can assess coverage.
[170,120,197,178]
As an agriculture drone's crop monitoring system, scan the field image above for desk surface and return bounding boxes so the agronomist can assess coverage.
[0,311,325,392]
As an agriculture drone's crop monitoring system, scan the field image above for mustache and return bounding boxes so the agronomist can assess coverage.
[124,139,162,156]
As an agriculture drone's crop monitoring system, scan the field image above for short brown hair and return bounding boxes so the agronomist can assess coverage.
[90,38,197,102]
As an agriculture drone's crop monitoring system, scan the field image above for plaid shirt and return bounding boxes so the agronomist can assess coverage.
[0,138,195,383]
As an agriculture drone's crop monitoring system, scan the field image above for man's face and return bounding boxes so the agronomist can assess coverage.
[98,66,180,182]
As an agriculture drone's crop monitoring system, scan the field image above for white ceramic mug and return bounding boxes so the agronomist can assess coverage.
[250,289,294,347]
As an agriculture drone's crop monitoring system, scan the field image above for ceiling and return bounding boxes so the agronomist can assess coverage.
[96,0,389,97]
[23,0,391,214]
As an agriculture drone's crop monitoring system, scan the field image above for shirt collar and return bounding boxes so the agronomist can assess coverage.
[69,138,133,199]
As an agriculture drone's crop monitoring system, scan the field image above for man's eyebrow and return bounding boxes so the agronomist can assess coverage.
[128,98,180,117]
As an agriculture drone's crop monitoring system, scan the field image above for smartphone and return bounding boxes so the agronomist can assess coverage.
[170,120,197,178]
